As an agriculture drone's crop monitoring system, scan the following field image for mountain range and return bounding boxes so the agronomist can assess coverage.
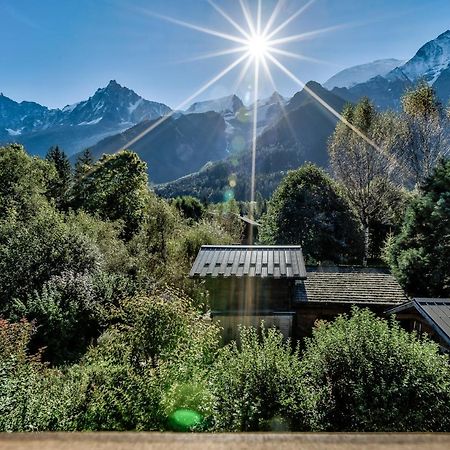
[333,30,450,109]
[0,80,171,155]
[1,29,450,199]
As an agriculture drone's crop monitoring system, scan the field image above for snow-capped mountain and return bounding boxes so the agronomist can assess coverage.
[58,80,171,128]
[0,81,171,155]
[324,59,404,89]
[398,30,450,84]
[186,94,244,117]
[331,30,450,109]
[249,91,287,126]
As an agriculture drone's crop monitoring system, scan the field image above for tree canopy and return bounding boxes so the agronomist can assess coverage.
[385,159,450,297]
[259,163,363,264]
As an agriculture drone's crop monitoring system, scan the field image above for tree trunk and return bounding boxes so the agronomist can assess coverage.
[363,224,370,267]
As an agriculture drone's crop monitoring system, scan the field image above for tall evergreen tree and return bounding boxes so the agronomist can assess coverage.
[385,159,450,297]
[45,146,72,208]
[74,148,93,182]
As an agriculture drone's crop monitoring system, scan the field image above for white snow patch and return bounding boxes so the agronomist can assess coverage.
[78,117,103,126]
[62,102,80,113]
[127,98,143,114]
[324,59,404,89]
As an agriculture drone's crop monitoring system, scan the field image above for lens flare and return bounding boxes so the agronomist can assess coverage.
[98,0,387,219]
[246,33,269,60]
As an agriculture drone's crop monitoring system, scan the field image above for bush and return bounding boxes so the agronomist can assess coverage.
[0,319,88,431]
[69,150,149,239]
[14,271,132,365]
[172,196,205,222]
[0,205,101,314]
[77,288,220,431]
[208,325,308,431]
[301,308,450,431]
[0,144,55,220]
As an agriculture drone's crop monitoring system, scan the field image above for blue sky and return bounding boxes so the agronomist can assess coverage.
[1,0,449,108]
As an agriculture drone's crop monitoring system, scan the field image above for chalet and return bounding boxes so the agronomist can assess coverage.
[190,245,408,341]
[387,298,450,353]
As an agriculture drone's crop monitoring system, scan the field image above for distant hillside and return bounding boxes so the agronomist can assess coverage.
[156,81,348,200]
[85,111,227,184]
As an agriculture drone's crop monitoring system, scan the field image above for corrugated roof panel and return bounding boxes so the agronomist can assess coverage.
[190,245,306,279]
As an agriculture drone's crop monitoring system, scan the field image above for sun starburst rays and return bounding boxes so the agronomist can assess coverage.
[119,0,388,217]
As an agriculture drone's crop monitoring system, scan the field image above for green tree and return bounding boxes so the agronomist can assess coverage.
[399,82,450,185]
[0,144,55,219]
[74,148,93,181]
[45,146,72,208]
[259,164,363,264]
[329,98,406,264]
[70,151,149,238]
[385,159,450,297]
[172,196,205,222]
[301,308,450,431]
[0,205,101,315]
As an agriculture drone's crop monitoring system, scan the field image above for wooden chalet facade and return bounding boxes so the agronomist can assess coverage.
[190,245,408,341]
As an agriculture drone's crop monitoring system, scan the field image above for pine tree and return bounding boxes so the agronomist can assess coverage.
[74,148,93,181]
[45,146,72,209]
[386,159,450,297]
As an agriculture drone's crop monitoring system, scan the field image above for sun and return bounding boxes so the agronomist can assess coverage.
[124,0,381,220]
[246,33,269,60]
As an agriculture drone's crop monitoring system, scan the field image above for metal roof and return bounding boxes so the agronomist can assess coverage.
[295,271,408,305]
[388,298,450,346]
[189,245,307,279]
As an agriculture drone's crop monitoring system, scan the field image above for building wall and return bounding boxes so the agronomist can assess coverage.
[206,278,294,313]
[213,314,294,342]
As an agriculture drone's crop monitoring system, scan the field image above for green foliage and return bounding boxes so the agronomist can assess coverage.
[45,146,72,209]
[0,205,101,314]
[76,289,220,431]
[301,308,450,431]
[70,150,149,238]
[74,148,93,182]
[260,164,363,264]
[402,81,441,117]
[172,196,205,222]
[209,325,308,431]
[0,319,88,431]
[328,99,407,264]
[173,220,234,267]
[14,271,131,365]
[386,160,450,296]
[0,144,55,219]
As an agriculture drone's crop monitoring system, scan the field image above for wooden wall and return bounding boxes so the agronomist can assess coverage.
[206,278,294,313]
[213,314,294,343]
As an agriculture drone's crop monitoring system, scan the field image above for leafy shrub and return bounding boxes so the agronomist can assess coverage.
[208,325,308,431]
[0,144,55,220]
[13,271,132,364]
[0,319,88,431]
[0,205,101,314]
[69,150,149,239]
[301,308,450,431]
